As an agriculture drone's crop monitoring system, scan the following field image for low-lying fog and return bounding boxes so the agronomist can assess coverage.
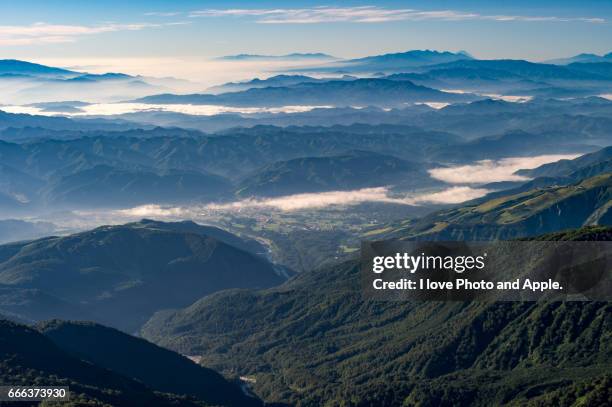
[429,154,579,184]
[113,153,574,217]
[0,57,345,105]
[16,154,576,235]
[1,103,332,117]
[35,57,340,88]
[2,96,533,117]
[114,185,488,217]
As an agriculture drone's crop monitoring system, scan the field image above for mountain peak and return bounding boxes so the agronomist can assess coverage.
[326,49,475,72]
[0,59,75,76]
[545,52,612,65]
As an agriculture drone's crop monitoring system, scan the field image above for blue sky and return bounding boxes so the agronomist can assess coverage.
[0,1,610,79]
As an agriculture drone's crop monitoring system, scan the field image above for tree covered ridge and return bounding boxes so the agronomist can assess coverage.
[142,227,612,406]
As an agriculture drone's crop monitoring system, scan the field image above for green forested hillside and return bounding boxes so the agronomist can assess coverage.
[0,220,286,331]
[377,173,612,241]
[142,227,612,406]
[0,319,203,406]
[38,320,261,407]
[517,146,612,178]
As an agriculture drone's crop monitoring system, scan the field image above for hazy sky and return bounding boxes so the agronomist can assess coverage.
[1,1,610,80]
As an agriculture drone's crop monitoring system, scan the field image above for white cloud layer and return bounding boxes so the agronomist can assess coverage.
[0,22,184,46]
[108,154,584,218]
[113,186,491,220]
[428,154,580,184]
[204,188,397,211]
[189,6,605,24]
[2,103,329,116]
[409,186,490,204]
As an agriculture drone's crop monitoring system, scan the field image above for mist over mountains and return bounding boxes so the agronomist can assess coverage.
[135,78,478,107]
[218,52,337,61]
[0,112,607,216]
[3,49,611,114]
[0,59,193,104]
[1,46,611,407]
[546,52,612,65]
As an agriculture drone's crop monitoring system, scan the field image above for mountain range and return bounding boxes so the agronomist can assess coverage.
[3,51,612,107]
[103,96,612,137]
[1,151,607,405]
[293,49,473,73]
[0,319,261,406]
[206,74,356,94]
[2,103,612,214]
[135,78,479,108]
[0,59,187,104]
[517,146,612,179]
[135,56,612,109]
[218,52,337,61]
[137,145,612,405]
[236,150,439,197]
[0,44,611,407]
[546,52,612,65]
[0,219,287,331]
[42,164,232,208]
[0,59,75,77]
[39,320,262,406]
[0,121,464,212]
[376,173,612,241]
[0,109,137,133]
[141,224,612,406]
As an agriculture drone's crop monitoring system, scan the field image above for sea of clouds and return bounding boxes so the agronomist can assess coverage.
[108,154,576,219]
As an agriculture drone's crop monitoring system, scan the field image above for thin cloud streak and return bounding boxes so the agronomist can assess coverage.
[199,186,489,212]
[0,22,185,46]
[145,12,182,17]
[189,6,605,24]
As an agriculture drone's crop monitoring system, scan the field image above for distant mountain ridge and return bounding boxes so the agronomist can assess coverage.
[206,74,357,94]
[41,164,232,208]
[293,49,474,73]
[135,78,479,107]
[346,49,473,67]
[546,52,612,65]
[140,56,612,108]
[3,52,612,105]
[2,110,610,214]
[104,96,612,134]
[219,52,337,60]
[0,122,463,212]
[237,150,439,197]
[0,59,178,104]
[421,59,611,81]
[0,59,76,77]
